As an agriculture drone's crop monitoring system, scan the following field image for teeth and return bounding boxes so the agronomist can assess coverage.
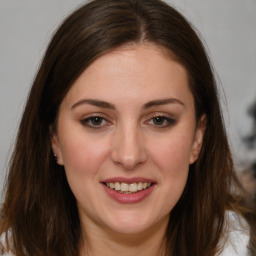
[121,183,129,192]
[142,182,147,189]
[105,182,152,193]
[129,183,137,192]
[114,182,120,191]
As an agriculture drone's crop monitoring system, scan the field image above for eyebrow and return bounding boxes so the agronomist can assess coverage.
[71,98,184,110]
[71,99,115,109]
[143,98,184,109]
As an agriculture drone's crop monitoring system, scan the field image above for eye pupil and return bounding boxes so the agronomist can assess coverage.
[91,117,102,125]
[153,116,165,125]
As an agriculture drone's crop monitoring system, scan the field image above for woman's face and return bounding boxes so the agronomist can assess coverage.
[52,44,205,235]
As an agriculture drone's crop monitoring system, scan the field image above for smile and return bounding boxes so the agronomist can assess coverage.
[105,182,152,194]
[101,178,156,203]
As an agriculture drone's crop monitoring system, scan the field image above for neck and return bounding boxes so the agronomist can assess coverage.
[79,216,169,256]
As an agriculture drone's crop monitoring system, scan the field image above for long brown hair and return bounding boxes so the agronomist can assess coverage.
[0,0,248,255]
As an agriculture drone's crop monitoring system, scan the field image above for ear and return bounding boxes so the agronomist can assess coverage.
[50,127,64,165]
[189,115,206,164]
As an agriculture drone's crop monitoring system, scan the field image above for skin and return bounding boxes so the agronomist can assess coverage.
[51,44,205,256]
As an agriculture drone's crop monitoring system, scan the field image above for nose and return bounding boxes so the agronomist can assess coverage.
[110,124,147,170]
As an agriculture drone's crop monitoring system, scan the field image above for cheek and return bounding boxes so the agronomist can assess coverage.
[59,131,110,177]
[148,131,193,203]
[151,136,191,212]
[59,134,111,205]
[150,133,193,173]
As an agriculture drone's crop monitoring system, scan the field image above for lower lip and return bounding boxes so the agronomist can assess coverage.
[102,184,155,204]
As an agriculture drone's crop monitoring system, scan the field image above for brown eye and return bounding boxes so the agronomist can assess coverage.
[81,116,108,128]
[153,116,166,126]
[90,117,103,126]
[147,116,176,128]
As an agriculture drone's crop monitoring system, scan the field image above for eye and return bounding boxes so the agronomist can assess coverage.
[80,116,109,128]
[146,116,176,128]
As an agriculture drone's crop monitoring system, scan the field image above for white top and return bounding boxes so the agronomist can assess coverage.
[1,211,250,256]
[218,211,250,256]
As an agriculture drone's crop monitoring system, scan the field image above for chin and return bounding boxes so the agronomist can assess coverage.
[103,210,168,235]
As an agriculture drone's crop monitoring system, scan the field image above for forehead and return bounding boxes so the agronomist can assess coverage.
[61,44,193,109]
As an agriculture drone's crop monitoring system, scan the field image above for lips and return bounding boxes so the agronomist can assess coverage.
[101,177,156,203]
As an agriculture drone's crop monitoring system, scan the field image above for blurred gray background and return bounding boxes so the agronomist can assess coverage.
[0,0,256,194]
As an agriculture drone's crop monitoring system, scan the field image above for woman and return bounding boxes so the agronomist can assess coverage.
[0,0,253,255]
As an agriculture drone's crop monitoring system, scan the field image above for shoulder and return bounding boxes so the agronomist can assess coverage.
[218,211,250,256]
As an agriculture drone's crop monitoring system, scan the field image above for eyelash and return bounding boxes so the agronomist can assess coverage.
[80,115,176,129]
[145,116,176,128]
[80,116,110,129]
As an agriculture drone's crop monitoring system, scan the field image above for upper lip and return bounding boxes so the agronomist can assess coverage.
[101,177,156,184]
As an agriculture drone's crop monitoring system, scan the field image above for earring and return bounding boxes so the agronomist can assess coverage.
[54,154,58,163]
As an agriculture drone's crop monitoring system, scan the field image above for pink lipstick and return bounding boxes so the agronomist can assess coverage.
[101,177,156,204]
